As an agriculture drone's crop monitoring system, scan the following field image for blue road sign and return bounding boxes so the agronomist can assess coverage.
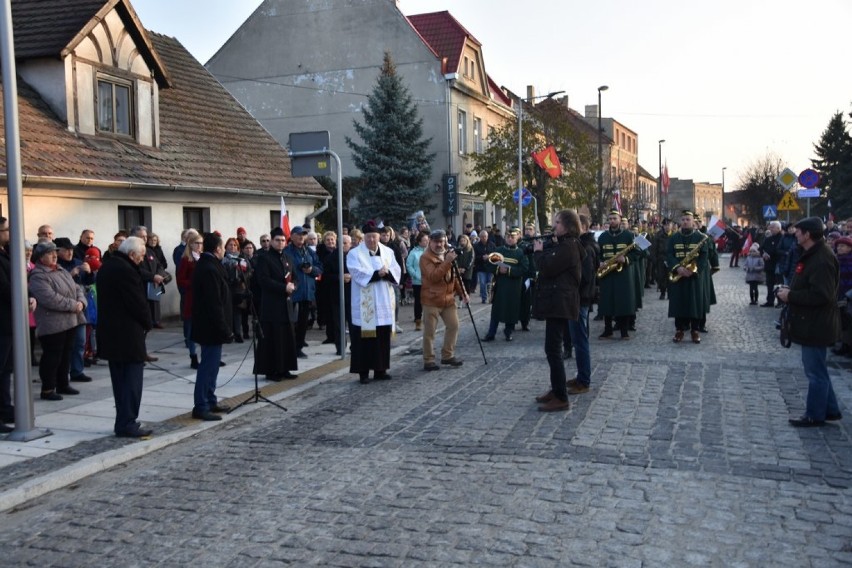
[763,205,778,219]
[798,169,820,189]
[513,188,532,207]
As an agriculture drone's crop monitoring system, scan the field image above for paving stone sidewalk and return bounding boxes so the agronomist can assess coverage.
[0,257,850,566]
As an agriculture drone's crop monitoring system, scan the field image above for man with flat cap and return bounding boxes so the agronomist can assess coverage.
[347,221,401,383]
[775,217,842,427]
[597,210,639,339]
[667,210,710,344]
[483,226,528,342]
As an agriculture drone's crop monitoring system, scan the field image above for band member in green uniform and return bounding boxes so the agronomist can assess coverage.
[667,211,711,343]
[628,224,646,332]
[694,213,719,333]
[519,223,537,332]
[654,219,674,300]
[597,211,639,339]
[483,227,529,342]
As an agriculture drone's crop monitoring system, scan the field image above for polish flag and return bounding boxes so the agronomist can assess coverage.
[280,196,291,239]
[706,215,726,239]
[740,232,753,256]
[662,162,670,194]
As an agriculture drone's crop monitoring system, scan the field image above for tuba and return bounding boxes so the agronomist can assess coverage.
[669,233,710,283]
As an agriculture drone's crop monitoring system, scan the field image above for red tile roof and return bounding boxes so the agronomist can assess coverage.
[0,31,326,198]
[407,11,481,75]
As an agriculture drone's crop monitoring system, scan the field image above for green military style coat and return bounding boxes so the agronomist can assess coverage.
[597,228,640,317]
[667,229,711,319]
[486,244,529,326]
[702,230,719,307]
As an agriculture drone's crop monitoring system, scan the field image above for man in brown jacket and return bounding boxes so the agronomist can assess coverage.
[420,230,468,371]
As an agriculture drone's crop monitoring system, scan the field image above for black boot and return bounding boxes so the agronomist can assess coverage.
[190,354,199,369]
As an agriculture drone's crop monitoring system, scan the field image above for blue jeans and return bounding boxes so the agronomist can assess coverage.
[800,345,840,422]
[194,344,222,413]
[183,319,196,357]
[477,271,492,302]
[568,306,591,386]
[69,324,86,377]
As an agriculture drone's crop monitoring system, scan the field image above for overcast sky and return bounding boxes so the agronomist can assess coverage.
[133,0,852,192]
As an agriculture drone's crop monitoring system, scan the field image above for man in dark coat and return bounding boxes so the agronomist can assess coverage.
[190,233,233,420]
[253,227,298,380]
[759,221,783,306]
[565,214,599,395]
[667,211,710,344]
[776,217,842,427]
[654,219,673,300]
[96,236,153,438]
[532,210,584,412]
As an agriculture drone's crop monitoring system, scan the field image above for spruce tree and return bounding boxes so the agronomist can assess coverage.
[812,111,852,217]
[346,52,434,227]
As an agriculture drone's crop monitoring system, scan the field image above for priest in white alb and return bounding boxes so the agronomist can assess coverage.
[347,221,401,383]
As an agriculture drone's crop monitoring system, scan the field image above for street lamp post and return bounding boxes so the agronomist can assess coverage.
[517,89,564,228]
[658,139,665,222]
[597,85,609,222]
[721,166,727,224]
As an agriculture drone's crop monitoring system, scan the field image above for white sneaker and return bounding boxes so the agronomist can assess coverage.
[395,324,404,333]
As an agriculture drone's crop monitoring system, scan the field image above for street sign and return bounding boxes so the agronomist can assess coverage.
[777,192,800,211]
[797,188,820,198]
[512,188,532,207]
[442,174,458,216]
[288,131,331,177]
[763,205,777,219]
[798,168,820,189]
[776,168,797,190]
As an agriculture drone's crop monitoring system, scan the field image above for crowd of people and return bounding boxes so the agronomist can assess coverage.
[0,210,846,435]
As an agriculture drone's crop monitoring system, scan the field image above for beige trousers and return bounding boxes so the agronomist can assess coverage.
[422,304,459,364]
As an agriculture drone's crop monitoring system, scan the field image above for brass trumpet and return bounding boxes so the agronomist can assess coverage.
[488,252,518,265]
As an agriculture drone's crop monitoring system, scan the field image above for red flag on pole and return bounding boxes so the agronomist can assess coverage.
[531,146,562,179]
[740,232,753,257]
[280,196,291,240]
[612,188,622,215]
[662,161,670,194]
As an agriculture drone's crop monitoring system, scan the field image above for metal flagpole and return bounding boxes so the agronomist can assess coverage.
[1,0,50,441]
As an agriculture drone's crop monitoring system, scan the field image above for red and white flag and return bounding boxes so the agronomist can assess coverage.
[612,188,622,215]
[280,196,291,239]
[662,162,670,194]
[707,215,726,239]
[740,232,753,257]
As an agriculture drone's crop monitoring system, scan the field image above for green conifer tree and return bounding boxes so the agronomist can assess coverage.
[345,52,435,227]
[811,111,852,218]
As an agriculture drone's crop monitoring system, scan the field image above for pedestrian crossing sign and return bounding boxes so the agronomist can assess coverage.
[763,205,777,219]
[777,192,800,211]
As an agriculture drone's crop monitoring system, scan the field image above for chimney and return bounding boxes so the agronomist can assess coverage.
[585,104,599,119]
[558,95,569,108]
[526,85,535,102]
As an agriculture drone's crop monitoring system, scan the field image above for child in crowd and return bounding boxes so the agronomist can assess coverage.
[743,243,765,305]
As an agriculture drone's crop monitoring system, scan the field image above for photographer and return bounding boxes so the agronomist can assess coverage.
[420,230,468,371]
[775,217,842,427]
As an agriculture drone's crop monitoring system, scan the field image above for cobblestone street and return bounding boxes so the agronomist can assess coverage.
[0,259,850,566]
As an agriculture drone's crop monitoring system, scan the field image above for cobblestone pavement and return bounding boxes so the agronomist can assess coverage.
[0,258,850,566]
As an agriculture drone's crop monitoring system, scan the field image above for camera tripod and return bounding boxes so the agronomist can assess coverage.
[450,254,487,365]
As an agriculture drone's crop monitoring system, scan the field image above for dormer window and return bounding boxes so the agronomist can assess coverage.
[97,75,133,136]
